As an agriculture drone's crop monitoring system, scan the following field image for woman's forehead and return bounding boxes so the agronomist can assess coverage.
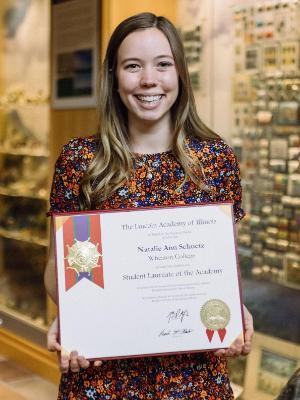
[117,28,173,60]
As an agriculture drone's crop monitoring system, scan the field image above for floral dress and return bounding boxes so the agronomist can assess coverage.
[48,135,245,400]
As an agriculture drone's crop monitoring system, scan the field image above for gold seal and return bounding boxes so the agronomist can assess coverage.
[66,239,102,274]
[200,299,230,330]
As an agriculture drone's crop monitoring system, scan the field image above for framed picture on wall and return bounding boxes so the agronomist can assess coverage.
[51,0,99,109]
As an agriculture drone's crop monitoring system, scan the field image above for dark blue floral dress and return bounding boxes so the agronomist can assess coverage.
[48,135,244,400]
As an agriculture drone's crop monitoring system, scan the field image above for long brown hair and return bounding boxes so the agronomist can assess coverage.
[80,12,220,209]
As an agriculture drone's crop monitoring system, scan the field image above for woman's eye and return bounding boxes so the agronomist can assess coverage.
[125,64,140,71]
[157,61,173,69]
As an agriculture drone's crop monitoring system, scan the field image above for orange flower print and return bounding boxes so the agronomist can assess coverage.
[51,136,240,399]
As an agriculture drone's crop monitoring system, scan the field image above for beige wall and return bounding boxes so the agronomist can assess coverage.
[176,0,234,143]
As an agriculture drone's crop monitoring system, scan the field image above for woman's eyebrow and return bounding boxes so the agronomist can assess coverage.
[155,55,174,59]
[120,55,174,65]
[120,57,140,65]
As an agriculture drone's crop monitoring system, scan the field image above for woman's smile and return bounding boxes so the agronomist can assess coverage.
[134,94,165,108]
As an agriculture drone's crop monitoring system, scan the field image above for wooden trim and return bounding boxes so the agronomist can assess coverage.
[0,382,27,400]
[0,327,60,384]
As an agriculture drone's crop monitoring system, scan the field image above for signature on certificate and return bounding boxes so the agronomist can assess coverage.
[167,308,189,323]
[159,328,193,337]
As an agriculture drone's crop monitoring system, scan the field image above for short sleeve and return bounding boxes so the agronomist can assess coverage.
[47,137,96,216]
[214,141,245,223]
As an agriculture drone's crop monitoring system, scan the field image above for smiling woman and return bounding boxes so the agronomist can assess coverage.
[44,11,254,400]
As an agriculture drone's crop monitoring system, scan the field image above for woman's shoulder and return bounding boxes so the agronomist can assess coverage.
[48,136,98,215]
[187,136,236,162]
[59,135,98,164]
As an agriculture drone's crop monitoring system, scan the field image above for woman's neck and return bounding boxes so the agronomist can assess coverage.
[128,116,173,154]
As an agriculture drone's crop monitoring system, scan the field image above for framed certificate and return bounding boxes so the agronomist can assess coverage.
[53,202,245,360]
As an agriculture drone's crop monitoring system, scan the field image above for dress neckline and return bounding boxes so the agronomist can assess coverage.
[132,149,173,158]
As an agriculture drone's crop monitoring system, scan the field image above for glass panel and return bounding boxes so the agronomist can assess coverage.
[0,0,50,329]
[177,0,300,397]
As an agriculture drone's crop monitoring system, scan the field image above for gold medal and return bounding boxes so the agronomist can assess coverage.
[66,239,102,274]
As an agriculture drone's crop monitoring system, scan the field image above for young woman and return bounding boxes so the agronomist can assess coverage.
[45,12,253,400]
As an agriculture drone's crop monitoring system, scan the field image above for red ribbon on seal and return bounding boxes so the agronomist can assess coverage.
[206,328,227,343]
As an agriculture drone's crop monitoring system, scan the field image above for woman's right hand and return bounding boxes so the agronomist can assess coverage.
[47,317,102,373]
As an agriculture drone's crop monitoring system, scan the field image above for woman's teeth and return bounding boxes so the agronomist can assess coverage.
[136,95,163,103]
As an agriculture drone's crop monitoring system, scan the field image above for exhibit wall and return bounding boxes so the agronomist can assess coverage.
[177,1,300,399]
[177,0,234,141]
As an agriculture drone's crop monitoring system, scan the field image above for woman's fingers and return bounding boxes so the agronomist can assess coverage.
[242,305,254,355]
[59,351,92,373]
[70,351,80,372]
[78,356,90,369]
[52,330,101,372]
[47,339,61,352]
[229,339,243,357]
[93,360,103,367]
[241,338,252,355]
[214,337,243,357]
[47,317,61,351]
[47,332,61,352]
[47,317,61,352]
[60,353,70,374]
[214,349,225,356]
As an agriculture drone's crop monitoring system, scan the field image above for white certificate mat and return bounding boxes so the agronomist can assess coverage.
[54,202,245,359]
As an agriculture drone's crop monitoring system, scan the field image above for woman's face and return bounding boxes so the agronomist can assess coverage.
[116,28,179,127]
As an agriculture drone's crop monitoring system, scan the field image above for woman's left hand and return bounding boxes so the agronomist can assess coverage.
[214,304,253,357]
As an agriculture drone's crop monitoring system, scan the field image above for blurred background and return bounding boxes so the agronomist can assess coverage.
[0,0,299,399]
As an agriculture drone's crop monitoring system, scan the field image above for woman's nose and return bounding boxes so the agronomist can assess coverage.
[140,67,157,87]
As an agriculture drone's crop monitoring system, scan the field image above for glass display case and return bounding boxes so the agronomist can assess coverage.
[0,99,49,337]
[231,0,300,398]
[176,1,300,397]
[0,0,50,345]
[232,0,300,289]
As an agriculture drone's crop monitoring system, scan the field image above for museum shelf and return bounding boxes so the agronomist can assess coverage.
[0,228,48,247]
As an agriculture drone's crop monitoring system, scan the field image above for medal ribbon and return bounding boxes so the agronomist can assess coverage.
[63,214,104,291]
[74,215,92,283]
[206,328,227,343]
